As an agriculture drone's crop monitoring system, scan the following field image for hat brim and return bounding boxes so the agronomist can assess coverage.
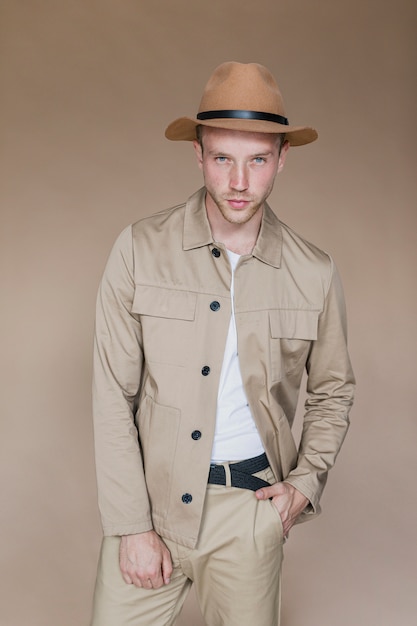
[165,116,318,146]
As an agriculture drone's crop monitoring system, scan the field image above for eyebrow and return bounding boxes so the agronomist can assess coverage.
[252,151,274,157]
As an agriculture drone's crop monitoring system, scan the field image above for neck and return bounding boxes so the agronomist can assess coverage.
[221,235,257,256]
[206,199,263,255]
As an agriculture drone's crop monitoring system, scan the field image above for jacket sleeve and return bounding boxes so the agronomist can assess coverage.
[92,225,153,536]
[284,258,355,515]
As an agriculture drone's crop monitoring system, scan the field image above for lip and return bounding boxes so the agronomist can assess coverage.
[227,199,250,209]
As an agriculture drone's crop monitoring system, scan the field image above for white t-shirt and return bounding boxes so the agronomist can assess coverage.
[210,249,265,463]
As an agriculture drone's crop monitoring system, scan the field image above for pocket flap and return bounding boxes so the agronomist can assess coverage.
[269,309,319,340]
[132,285,197,320]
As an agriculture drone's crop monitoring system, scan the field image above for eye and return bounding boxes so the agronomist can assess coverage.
[215,156,228,163]
[253,156,266,164]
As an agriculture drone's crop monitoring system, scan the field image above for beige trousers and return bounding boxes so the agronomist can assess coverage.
[91,466,284,626]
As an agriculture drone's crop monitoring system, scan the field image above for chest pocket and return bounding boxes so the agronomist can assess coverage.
[131,285,197,365]
[132,284,197,320]
[269,309,319,382]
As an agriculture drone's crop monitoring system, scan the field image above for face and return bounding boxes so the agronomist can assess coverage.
[193,126,289,227]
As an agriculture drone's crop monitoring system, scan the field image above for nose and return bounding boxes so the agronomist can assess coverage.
[230,163,249,192]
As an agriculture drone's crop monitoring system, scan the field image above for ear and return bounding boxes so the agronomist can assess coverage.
[193,139,203,170]
[277,140,290,173]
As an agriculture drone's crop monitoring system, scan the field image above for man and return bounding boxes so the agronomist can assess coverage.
[91,62,355,626]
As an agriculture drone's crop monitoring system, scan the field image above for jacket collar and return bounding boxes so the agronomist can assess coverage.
[183,187,283,268]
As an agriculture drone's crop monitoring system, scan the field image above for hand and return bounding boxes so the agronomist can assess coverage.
[255,482,309,537]
[119,530,173,589]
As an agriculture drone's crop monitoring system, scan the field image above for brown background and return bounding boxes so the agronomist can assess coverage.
[1,1,416,625]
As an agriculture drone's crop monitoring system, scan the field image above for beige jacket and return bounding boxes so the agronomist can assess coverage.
[93,187,355,549]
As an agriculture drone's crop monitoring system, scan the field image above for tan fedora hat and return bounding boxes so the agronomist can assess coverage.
[165,61,318,146]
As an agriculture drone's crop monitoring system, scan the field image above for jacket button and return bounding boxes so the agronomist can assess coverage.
[191,430,202,440]
[212,247,221,258]
[201,366,210,376]
[182,493,193,504]
[210,301,220,311]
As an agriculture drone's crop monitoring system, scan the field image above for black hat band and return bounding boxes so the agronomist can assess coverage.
[197,109,289,126]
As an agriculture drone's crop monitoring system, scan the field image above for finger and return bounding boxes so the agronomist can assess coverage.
[119,540,132,584]
[122,567,141,588]
[123,562,150,589]
[138,562,165,589]
[255,486,274,500]
[162,551,173,585]
[129,569,151,589]
[141,577,154,590]
[145,571,164,589]
[121,572,133,585]
[282,516,295,536]
[119,557,134,585]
